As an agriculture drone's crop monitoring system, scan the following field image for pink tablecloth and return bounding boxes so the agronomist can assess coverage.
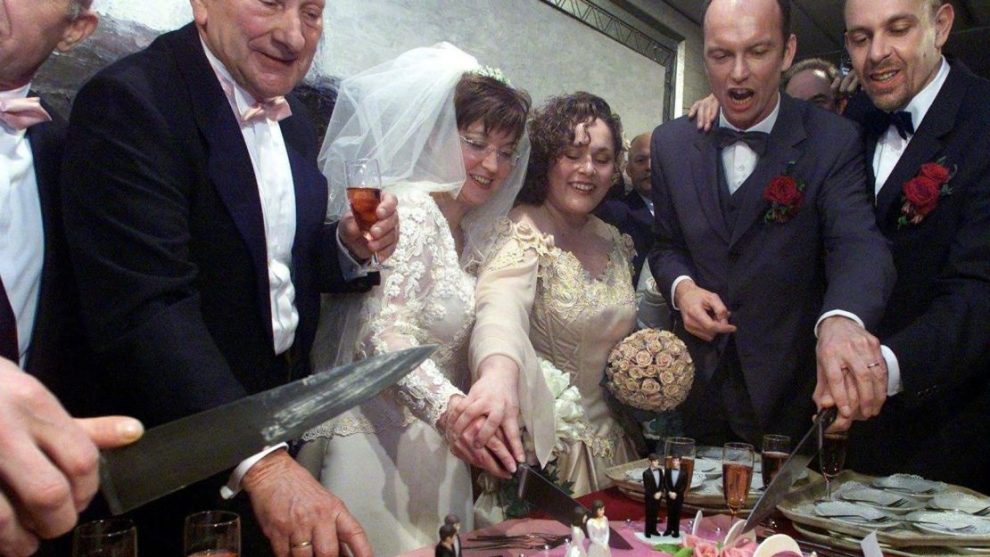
[399,514,746,557]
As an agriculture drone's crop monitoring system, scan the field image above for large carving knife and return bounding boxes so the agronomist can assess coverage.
[728,407,838,546]
[99,345,436,515]
[516,463,633,550]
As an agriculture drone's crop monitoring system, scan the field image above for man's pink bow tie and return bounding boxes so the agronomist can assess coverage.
[0,97,52,130]
[240,96,292,124]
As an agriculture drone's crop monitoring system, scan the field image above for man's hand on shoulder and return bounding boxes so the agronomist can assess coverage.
[674,280,737,342]
[340,192,399,263]
[242,449,371,557]
[814,316,887,431]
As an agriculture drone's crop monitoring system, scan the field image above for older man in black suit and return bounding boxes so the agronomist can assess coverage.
[822,0,990,493]
[598,132,656,284]
[0,1,144,554]
[61,0,397,555]
[648,0,895,447]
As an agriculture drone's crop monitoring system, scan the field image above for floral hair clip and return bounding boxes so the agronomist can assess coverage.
[473,65,512,86]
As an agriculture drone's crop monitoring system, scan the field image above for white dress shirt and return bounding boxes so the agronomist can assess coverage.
[720,96,781,194]
[873,57,950,193]
[202,43,299,357]
[0,83,44,368]
[639,191,655,216]
[869,58,951,395]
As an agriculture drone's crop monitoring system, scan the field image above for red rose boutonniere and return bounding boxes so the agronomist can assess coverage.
[763,162,806,224]
[898,157,955,228]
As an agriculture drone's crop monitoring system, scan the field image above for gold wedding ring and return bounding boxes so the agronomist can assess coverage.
[291,540,313,549]
[866,361,882,369]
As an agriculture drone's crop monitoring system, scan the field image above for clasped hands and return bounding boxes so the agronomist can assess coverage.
[813,316,889,432]
[440,354,526,479]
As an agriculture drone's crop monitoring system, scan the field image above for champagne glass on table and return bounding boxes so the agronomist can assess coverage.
[346,158,384,269]
[722,442,754,524]
[761,434,791,487]
[820,430,848,500]
[663,436,696,477]
[184,511,240,557]
[73,519,137,557]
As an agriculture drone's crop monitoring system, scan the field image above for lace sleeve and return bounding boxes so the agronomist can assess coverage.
[470,217,558,467]
[359,192,463,430]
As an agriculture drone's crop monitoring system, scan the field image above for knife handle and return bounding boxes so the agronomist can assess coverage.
[818,407,838,431]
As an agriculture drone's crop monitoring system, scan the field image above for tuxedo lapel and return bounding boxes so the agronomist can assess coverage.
[865,134,879,204]
[168,25,273,340]
[729,96,804,247]
[692,133,731,244]
[25,106,61,368]
[874,65,962,231]
[284,116,326,267]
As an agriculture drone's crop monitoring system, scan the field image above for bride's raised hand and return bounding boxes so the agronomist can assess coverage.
[444,355,525,471]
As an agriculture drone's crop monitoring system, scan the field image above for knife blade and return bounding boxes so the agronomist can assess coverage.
[516,463,632,550]
[736,407,838,539]
[99,344,436,514]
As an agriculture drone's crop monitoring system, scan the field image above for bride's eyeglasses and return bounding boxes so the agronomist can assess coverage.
[460,135,519,167]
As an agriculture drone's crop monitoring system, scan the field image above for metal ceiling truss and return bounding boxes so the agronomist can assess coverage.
[540,0,679,120]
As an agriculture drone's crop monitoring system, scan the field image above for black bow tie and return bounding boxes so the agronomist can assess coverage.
[715,127,770,157]
[865,108,915,140]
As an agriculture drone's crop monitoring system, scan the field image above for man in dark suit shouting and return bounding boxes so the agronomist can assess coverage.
[61,0,397,555]
[648,0,895,447]
[825,0,990,493]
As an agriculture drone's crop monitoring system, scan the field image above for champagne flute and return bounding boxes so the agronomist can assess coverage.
[820,430,848,500]
[761,434,791,487]
[73,518,137,557]
[184,511,240,557]
[722,442,754,523]
[663,436,696,478]
[345,159,384,269]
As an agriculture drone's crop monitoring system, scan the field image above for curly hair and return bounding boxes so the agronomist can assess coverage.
[517,92,624,206]
[455,73,531,143]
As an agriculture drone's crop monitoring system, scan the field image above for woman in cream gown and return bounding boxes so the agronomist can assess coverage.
[303,44,531,556]
[468,92,638,498]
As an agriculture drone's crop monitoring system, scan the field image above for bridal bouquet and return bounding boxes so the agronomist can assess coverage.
[604,328,694,412]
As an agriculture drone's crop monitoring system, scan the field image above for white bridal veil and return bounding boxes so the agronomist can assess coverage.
[311,42,531,372]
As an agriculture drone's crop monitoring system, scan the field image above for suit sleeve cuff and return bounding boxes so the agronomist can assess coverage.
[335,227,370,280]
[814,310,864,338]
[220,443,288,499]
[881,345,902,396]
[670,276,693,311]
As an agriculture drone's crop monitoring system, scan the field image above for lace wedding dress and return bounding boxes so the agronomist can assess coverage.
[471,214,639,497]
[306,190,475,556]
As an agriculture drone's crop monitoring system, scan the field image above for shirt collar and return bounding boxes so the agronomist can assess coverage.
[0,83,32,102]
[719,93,781,134]
[0,83,33,137]
[901,56,950,133]
[198,34,260,122]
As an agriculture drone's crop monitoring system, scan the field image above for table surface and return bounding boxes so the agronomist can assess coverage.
[399,488,797,557]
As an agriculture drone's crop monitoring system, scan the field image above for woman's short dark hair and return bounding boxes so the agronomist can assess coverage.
[517,91,624,206]
[454,73,531,143]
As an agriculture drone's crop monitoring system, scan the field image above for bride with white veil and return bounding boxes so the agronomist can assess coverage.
[301,43,531,555]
